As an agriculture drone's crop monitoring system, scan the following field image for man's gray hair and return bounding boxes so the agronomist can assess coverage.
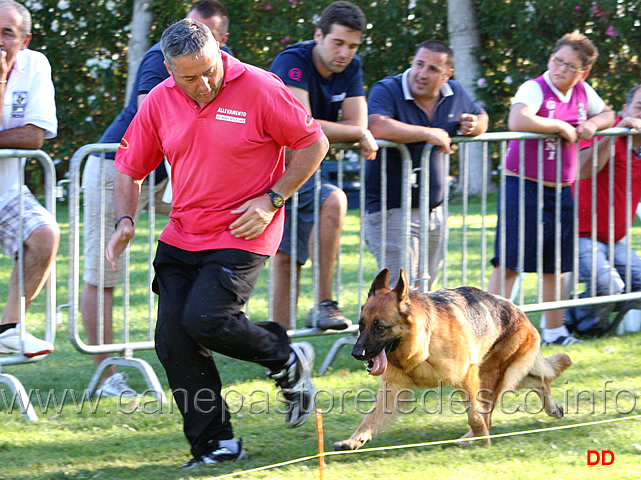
[161,18,214,70]
[0,0,32,37]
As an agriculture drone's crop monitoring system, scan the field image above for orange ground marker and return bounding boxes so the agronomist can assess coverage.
[315,408,326,479]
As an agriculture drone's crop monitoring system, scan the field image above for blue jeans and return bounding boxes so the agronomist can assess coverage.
[578,237,641,295]
[566,237,641,336]
[278,181,339,265]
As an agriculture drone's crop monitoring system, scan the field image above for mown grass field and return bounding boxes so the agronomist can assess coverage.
[1,194,640,479]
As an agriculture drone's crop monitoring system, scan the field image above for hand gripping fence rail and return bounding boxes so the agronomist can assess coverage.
[0,149,58,421]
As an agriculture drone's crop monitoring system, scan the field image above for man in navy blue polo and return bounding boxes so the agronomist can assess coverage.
[269,1,378,331]
[365,40,488,288]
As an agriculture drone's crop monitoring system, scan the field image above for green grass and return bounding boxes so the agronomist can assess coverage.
[1,196,641,479]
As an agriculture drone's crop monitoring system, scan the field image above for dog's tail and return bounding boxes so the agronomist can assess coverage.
[528,352,572,382]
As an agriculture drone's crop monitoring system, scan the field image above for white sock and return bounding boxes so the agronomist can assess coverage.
[542,325,569,343]
[219,439,239,453]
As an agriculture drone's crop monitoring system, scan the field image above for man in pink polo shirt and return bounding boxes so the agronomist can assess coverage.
[105,19,329,468]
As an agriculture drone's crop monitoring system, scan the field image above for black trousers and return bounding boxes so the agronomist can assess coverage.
[153,242,291,458]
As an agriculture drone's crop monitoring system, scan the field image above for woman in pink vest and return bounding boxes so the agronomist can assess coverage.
[488,32,614,346]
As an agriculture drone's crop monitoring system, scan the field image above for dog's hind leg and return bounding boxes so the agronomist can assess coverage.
[334,381,403,451]
[458,366,491,446]
[476,385,497,431]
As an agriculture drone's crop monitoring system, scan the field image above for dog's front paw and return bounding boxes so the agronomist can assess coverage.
[333,438,365,451]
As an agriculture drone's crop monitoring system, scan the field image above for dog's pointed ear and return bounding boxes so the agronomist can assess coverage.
[368,268,389,297]
[392,268,409,303]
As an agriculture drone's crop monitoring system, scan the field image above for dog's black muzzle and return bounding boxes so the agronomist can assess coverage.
[352,337,400,361]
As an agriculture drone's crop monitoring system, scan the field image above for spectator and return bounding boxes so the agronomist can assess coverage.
[488,32,614,345]
[366,40,488,288]
[565,85,641,336]
[269,0,378,331]
[106,19,328,468]
[0,0,59,357]
[79,0,232,397]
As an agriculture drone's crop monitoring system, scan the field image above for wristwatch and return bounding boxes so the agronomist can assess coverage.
[267,189,285,209]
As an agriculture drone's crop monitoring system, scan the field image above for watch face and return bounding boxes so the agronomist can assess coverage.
[269,190,284,208]
[272,194,284,208]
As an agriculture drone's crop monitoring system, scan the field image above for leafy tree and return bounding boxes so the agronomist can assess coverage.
[474,0,641,130]
[25,0,132,182]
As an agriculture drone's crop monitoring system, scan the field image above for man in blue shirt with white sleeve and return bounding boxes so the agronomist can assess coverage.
[269,1,378,331]
[366,40,488,288]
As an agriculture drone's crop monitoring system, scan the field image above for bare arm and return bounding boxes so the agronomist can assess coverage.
[288,86,377,159]
[0,50,9,124]
[575,106,615,140]
[577,136,612,180]
[368,113,453,154]
[578,115,641,179]
[137,93,148,109]
[0,124,46,149]
[229,133,330,240]
[105,171,143,271]
[508,103,578,143]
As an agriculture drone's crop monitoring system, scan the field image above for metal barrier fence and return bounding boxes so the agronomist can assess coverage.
[0,149,58,420]
[445,129,641,318]
[67,144,166,402]
[274,140,411,335]
[63,129,641,391]
[320,129,641,368]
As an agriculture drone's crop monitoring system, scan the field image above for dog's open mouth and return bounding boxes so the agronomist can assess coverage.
[365,341,398,376]
[366,349,387,376]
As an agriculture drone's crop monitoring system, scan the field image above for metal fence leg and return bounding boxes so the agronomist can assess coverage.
[87,357,167,403]
[0,373,39,421]
[318,334,357,375]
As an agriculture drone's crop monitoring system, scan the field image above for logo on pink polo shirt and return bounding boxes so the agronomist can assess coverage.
[288,68,302,82]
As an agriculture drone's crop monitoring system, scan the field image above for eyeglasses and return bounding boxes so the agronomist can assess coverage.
[551,55,585,73]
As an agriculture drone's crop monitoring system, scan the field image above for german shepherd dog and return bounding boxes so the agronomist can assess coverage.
[334,268,572,450]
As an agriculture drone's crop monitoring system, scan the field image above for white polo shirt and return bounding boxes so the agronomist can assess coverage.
[0,48,57,208]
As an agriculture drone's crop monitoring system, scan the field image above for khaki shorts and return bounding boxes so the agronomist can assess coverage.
[82,155,171,287]
[0,186,57,259]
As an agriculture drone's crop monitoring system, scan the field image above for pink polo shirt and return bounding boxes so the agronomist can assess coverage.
[115,52,323,254]
[506,75,588,184]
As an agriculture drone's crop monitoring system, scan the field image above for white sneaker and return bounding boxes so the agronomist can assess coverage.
[267,342,316,428]
[0,326,54,356]
[95,373,137,398]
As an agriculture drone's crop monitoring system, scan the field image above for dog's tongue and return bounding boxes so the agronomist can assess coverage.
[366,349,388,376]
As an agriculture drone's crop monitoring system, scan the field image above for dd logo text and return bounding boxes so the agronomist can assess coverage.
[587,450,614,466]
